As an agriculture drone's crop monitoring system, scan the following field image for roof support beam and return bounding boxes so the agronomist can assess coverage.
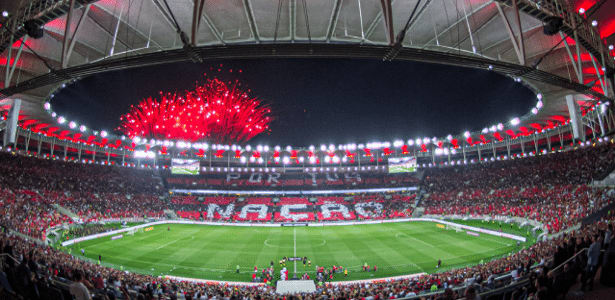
[560,32,581,82]
[4,36,27,87]
[422,1,492,49]
[62,4,91,68]
[495,3,521,64]
[93,3,163,50]
[448,11,498,52]
[61,0,77,69]
[45,29,106,59]
[461,0,477,53]
[289,0,296,41]
[379,0,394,45]
[243,0,260,43]
[405,0,433,35]
[364,0,401,43]
[569,15,584,84]
[481,24,541,55]
[108,4,124,56]
[151,0,184,46]
[87,10,131,50]
[182,0,225,45]
[191,0,206,45]
[590,53,608,97]
[326,0,343,42]
[511,0,525,64]
[4,20,16,87]
[495,2,525,65]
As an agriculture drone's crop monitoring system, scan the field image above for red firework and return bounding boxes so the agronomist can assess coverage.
[118,77,272,143]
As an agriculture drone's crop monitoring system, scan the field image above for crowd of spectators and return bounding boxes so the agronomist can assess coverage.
[0,188,72,240]
[164,171,420,190]
[171,193,415,222]
[0,153,163,194]
[423,143,615,193]
[423,185,614,233]
[0,142,615,299]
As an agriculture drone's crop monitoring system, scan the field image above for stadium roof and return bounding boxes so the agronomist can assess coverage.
[0,0,614,142]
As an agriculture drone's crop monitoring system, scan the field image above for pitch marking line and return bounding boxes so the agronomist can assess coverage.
[156,237,183,250]
[263,239,326,248]
[395,232,434,248]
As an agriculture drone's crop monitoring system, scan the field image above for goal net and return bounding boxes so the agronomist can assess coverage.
[127,228,140,236]
[446,224,464,233]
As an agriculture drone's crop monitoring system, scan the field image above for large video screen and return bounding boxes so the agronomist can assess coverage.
[388,156,417,173]
[171,159,200,175]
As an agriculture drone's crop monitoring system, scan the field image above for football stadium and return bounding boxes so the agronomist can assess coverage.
[1,0,615,299]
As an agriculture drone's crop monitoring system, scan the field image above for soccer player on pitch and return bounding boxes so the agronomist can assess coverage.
[436,259,442,269]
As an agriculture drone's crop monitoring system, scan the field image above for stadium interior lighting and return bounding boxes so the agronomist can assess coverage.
[1,11,8,17]
[510,117,520,126]
[100,131,108,138]
[58,116,66,124]
[463,131,470,138]
[591,20,598,27]
[44,102,51,110]
[79,125,86,132]
[609,45,614,50]
[536,100,543,109]
[407,140,414,146]
[446,135,453,141]
[68,121,77,129]
[531,108,538,115]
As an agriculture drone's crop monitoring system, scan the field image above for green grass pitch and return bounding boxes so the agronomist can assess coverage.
[67,221,533,282]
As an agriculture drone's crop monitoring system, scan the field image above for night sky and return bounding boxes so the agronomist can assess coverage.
[51,58,535,146]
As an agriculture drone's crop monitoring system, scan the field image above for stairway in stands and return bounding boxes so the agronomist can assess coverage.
[52,204,80,220]
[411,188,426,217]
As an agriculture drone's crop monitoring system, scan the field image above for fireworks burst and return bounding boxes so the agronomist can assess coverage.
[118,75,272,143]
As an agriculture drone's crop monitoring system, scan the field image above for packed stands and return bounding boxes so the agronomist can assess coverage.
[423,185,613,233]
[0,142,615,299]
[170,193,415,222]
[165,171,421,190]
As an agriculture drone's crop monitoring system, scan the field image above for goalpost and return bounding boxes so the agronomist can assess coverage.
[446,224,464,233]
[127,228,143,236]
